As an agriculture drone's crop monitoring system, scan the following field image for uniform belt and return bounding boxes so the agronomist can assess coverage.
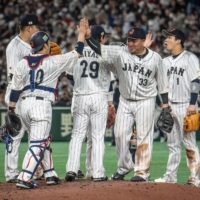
[22,96,44,100]
[170,101,185,104]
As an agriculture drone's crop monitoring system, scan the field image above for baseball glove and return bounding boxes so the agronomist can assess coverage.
[50,42,62,55]
[157,106,174,133]
[183,112,200,133]
[5,112,22,137]
[106,105,116,128]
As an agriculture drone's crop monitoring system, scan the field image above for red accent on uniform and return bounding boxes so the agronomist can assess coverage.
[129,29,134,34]
[30,41,34,47]
[170,28,176,32]
[9,66,12,69]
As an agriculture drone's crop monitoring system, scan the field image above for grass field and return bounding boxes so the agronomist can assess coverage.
[0,141,199,184]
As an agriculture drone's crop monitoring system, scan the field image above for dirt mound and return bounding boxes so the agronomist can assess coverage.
[0,179,199,200]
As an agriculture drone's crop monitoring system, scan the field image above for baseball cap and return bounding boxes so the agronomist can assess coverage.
[91,25,110,38]
[162,29,185,44]
[126,27,146,39]
[19,13,45,27]
[30,31,50,53]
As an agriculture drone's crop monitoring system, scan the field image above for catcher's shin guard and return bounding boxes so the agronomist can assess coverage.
[20,139,47,182]
[42,145,59,178]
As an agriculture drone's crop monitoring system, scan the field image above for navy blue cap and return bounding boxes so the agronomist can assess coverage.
[127,27,146,39]
[19,14,45,27]
[162,29,185,44]
[91,25,110,38]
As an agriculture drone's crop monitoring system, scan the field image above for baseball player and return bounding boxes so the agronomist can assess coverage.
[8,22,86,188]
[155,29,200,186]
[85,24,169,182]
[68,73,114,180]
[5,13,45,182]
[85,72,115,179]
[65,25,114,182]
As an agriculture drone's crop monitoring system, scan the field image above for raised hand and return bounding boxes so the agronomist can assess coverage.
[143,33,153,48]
[77,18,88,36]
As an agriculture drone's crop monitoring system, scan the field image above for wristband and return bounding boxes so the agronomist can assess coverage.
[74,42,84,55]
[108,105,114,108]
[8,107,15,113]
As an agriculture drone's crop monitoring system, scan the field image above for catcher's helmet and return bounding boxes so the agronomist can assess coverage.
[30,31,50,54]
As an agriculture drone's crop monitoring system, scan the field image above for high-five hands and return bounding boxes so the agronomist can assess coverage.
[77,18,88,36]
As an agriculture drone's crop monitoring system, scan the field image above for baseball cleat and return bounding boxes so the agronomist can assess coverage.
[33,173,45,180]
[130,175,146,182]
[185,181,199,187]
[154,177,167,183]
[110,172,125,180]
[86,176,93,180]
[7,175,19,183]
[46,176,61,185]
[76,169,84,179]
[185,182,196,187]
[93,176,108,182]
[16,180,40,189]
[65,171,76,182]
[154,177,175,183]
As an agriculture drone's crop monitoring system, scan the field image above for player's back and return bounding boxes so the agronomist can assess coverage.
[73,46,111,95]
[14,53,77,102]
[6,36,31,77]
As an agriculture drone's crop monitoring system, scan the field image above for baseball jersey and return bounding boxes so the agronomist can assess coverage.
[99,45,169,100]
[11,51,79,103]
[163,50,200,103]
[6,35,31,82]
[70,46,111,95]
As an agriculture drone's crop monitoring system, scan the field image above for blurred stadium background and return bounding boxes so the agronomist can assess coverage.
[0,0,200,107]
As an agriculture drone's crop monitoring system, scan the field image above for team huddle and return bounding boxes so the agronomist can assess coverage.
[1,14,200,189]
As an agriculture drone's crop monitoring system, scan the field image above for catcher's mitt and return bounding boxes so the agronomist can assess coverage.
[183,112,200,133]
[50,42,62,55]
[106,105,116,128]
[157,106,174,133]
[5,112,22,137]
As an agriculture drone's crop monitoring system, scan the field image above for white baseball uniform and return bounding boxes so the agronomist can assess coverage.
[11,51,79,182]
[95,45,169,180]
[70,72,114,179]
[162,50,200,186]
[85,73,115,179]
[66,46,111,179]
[5,36,31,181]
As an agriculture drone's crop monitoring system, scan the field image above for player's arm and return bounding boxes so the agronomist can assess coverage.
[9,62,24,111]
[160,93,169,108]
[84,19,119,62]
[156,56,169,108]
[9,90,22,112]
[186,54,200,115]
[187,78,200,115]
[106,80,116,128]
[55,19,87,73]
[66,73,75,86]
[74,18,88,57]
[108,80,114,106]
[143,33,153,48]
